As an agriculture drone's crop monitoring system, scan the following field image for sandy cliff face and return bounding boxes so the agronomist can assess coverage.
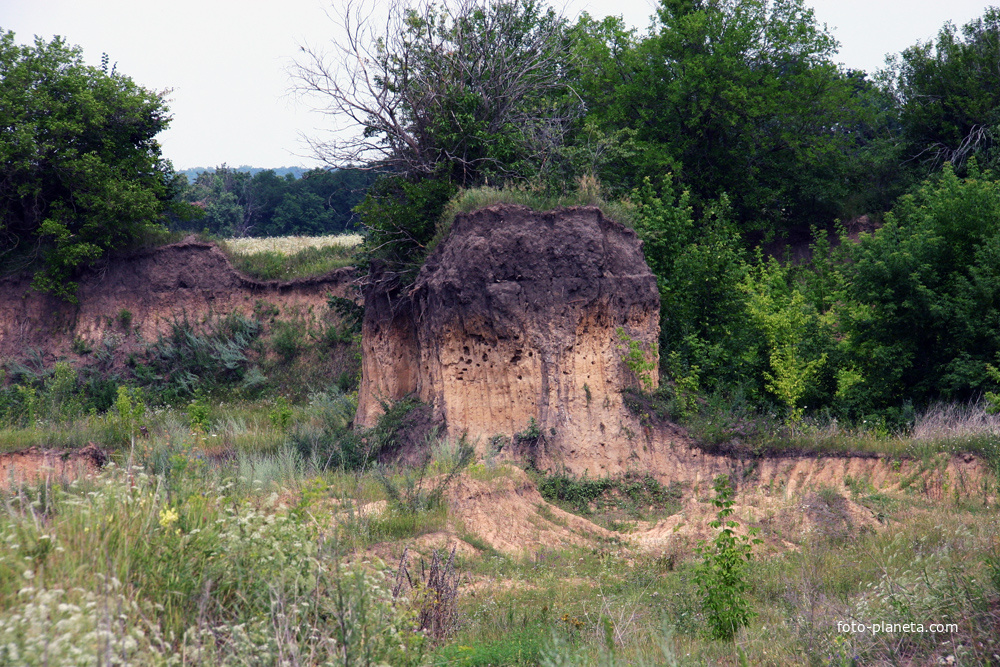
[0,240,356,360]
[357,205,666,474]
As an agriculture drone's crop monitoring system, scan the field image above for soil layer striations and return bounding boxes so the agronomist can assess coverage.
[357,205,666,474]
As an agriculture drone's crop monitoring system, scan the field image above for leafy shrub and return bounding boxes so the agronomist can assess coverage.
[630,176,761,399]
[143,312,264,401]
[355,175,457,280]
[693,475,760,640]
[106,385,147,447]
[186,395,211,432]
[843,163,1000,409]
[537,469,682,520]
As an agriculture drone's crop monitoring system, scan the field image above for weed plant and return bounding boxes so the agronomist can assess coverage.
[693,475,761,641]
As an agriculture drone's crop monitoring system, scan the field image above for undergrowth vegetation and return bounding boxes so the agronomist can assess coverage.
[1,385,999,664]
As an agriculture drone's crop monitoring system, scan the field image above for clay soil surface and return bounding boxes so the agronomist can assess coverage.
[0,444,106,490]
[0,238,357,362]
[392,449,997,558]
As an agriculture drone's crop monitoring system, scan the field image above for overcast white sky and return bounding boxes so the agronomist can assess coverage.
[2,0,995,169]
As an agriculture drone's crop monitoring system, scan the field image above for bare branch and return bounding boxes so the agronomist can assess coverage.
[290,0,579,183]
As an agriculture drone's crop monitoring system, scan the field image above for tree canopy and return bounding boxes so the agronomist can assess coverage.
[292,0,576,186]
[571,0,866,230]
[0,30,176,299]
[890,7,1000,174]
[173,166,375,238]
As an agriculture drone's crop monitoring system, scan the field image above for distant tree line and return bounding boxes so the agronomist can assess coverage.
[169,165,375,238]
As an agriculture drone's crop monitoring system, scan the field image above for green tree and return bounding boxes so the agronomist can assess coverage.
[572,0,864,231]
[631,177,759,395]
[0,31,176,298]
[293,0,576,186]
[271,190,334,236]
[843,162,1000,408]
[890,7,1000,174]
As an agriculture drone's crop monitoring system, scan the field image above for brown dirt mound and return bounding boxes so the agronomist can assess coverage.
[358,204,666,477]
[0,238,357,362]
[444,466,615,554]
[0,444,107,490]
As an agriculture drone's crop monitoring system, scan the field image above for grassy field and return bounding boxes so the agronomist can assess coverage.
[0,393,998,665]
[218,233,363,281]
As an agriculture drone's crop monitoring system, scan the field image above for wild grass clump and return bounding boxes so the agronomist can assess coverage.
[0,461,426,665]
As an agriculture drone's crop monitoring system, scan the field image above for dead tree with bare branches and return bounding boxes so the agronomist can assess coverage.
[290,0,581,186]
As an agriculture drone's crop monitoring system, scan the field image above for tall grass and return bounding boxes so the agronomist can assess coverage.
[221,234,363,255]
[0,461,426,665]
[223,243,358,281]
[218,233,362,281]
[214,234,359,282]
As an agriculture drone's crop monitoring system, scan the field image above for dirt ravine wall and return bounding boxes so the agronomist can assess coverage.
[357,205,667,474]
[0,239,357,360]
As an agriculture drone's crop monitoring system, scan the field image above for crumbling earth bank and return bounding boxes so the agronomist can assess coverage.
[0,239,356,360]
[358,205,666,474]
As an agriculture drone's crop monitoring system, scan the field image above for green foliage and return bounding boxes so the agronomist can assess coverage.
[515,417,543,444]
[107,385,146,447]
[693,475,761,640]
[537,470,682,522]
[890,8,1000,174]
[186,395,211,432]
[271,318,307,363]
[0,31,178,299]
[630,176,757,396]
[843,163,1000,409]
[615,328,657,390]
[174,166,375,237]
[743,256,830,423]
[326,295,365,347]
[268,396,293,430]
[299,0,575,187]
[290,393,424,472]
[355,175,458,280]
[571,0,864,229]
[143,312,265,401]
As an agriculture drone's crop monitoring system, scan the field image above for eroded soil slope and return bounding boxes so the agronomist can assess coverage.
[427,450,997,557]
[0,444,106,490]
[358,204,665,475]
[0,239,356,361]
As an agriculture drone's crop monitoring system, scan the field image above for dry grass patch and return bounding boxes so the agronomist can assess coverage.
[221,233,362,255]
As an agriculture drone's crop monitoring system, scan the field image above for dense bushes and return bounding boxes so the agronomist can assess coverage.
[843,163,1000,407]
[634,163,1000,426]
